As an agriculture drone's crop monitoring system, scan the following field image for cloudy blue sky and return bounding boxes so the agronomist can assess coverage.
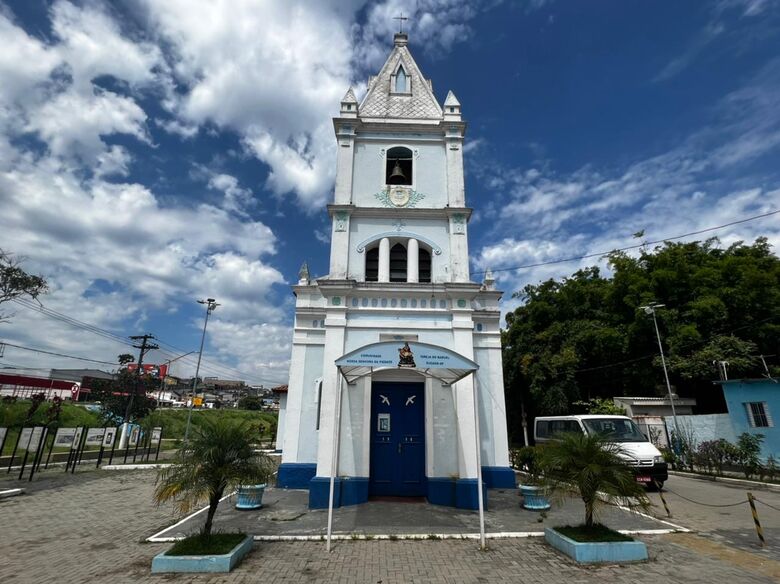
[1,0,778,385]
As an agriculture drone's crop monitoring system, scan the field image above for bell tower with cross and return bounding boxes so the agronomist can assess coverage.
[276,28,514,509]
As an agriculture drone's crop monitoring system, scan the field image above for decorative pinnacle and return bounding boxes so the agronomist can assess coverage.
[298,262,310,284]
[393,13,408,34]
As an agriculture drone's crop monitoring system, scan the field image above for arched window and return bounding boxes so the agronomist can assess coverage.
[365,247,379,282]
[386,146,412,186]
[418,248,431,283]
[395,66,408,93]
[389,243,407,282]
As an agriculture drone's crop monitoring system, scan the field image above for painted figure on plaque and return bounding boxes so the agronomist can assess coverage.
[398,342,416,368]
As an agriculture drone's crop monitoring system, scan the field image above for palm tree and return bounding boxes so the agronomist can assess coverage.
[538,432,649,528]
[154,418,275,536]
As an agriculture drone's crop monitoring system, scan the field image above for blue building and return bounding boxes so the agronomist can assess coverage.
[718,379,778,461]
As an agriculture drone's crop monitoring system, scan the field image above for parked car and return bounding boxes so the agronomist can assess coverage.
[534,415,668,488]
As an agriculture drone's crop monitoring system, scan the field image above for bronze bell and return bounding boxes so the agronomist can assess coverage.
[388,160,406,183]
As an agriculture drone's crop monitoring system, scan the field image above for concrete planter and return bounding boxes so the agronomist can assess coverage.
[151,535,254,573]
[235,484,266,510]
[544,528,648,564]
[519,484,550,510]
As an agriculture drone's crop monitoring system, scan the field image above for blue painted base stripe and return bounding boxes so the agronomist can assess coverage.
[309,476,341,509]
[277,463,316,489]
[455,478,488,510]
[340,477,370,506]
[426,477,457,507]
[481,466,517,489]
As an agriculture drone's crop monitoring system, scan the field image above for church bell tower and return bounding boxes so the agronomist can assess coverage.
[276,32,514,510]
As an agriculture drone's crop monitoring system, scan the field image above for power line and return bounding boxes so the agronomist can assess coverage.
[11,297,285,386]
[0,342,117,366]
[474,208,780,276]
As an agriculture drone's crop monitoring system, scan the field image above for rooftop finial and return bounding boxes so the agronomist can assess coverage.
[393,13,408,34]
[298,262,310,285]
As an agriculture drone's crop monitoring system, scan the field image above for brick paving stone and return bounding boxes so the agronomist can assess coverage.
[0,468,778,583]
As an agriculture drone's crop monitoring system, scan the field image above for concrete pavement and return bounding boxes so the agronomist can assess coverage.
[1,468,779,583]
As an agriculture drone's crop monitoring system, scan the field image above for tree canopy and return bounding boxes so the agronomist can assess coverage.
[87,368,159,422]
[502,238,780,444]
[0,249,48,322]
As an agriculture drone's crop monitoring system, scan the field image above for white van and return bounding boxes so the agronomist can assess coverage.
[534,415,668,488]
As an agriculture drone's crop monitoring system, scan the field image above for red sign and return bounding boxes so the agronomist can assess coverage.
[126,364,168,379]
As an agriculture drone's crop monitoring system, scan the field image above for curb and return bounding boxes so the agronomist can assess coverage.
[148,528,679,544]
[0,488,24,499]
[669,470,780,492]
[102,463,171,471]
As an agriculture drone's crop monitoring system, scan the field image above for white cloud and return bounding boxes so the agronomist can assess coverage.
[27,88,150,161]
[50,0,163,91]
[137,0,494,209]
[207,320,292,385]
[474,61,780,322]
[208,173,255,215]
[0,11,61,107]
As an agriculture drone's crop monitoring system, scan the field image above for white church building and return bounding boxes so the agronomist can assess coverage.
[276,32,514,509]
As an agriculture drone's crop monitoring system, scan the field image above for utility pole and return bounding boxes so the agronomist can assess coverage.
[183,298,219,447]
[124,334,159,423]
[639,303,682,451]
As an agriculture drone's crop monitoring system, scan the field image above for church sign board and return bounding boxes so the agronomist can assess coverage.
[336,342,478,386]
[337,341,477,370]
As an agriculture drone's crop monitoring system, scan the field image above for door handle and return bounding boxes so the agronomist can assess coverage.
[398,442,402,454]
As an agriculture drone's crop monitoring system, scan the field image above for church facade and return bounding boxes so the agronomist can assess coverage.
[276,32,514,509]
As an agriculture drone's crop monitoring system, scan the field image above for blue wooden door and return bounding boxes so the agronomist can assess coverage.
[369,382,425,497]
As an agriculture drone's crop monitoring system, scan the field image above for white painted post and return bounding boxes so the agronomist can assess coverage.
[407,238,419,283]
[378,237,390,282]
[326,377,344,552]
[472,377,486,550]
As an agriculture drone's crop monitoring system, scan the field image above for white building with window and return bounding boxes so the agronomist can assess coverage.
[276,32,514,509]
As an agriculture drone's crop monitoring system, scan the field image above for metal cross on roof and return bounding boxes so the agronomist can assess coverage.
[394,13,408,33]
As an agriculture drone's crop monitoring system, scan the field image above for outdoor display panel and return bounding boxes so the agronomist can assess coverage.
[53,427,78,448]
[85,428,105,446]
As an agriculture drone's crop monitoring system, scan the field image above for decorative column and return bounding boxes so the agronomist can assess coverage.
[378,237,390,282]
[407,238,419,283]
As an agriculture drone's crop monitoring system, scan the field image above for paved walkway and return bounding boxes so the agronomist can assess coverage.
[154,485,664,539]
[1,468,779,583]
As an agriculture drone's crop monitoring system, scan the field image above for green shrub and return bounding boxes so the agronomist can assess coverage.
[735,433,764,479]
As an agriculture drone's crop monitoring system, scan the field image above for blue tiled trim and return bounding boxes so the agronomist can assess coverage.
[426,477,457,506]
[481,466,517,489]
[309,476,341,509]
[455,478,488,510]
[340,477,369,506]
[276,463,316,489]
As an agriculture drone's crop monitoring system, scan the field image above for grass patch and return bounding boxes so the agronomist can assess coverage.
[142,409,278,441]
[554,524,633,543]
[167,533,247,556]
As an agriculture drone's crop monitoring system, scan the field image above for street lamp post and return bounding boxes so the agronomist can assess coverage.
[183,298,219,446]
[640,303,682,451]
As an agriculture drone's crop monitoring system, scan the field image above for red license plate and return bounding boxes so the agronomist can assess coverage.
[636,476,651,483]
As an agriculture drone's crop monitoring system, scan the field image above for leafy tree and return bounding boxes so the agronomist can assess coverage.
[539,432,649,527]
[238,395,263,411]
[503,238,780,442]
[24,393,47,425]
[154,419,274,536]
[88,369,158,422]
[0,249,48,323]
[573,398,626,415]
[117,354,135,365]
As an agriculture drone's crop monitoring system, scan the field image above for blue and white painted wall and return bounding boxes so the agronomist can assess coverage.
[276,32,513,510]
